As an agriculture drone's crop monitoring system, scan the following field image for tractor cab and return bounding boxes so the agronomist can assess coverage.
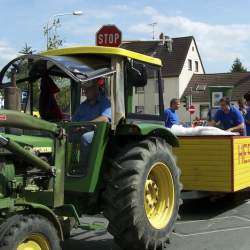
[0,47,170,180]
[0,46,165,125]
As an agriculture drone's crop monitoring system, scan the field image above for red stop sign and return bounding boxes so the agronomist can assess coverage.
[96,25,122,47]
[188,105,196,114]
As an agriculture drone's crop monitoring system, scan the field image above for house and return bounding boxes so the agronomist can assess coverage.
[182,72,250,120]
[121,35,205,119]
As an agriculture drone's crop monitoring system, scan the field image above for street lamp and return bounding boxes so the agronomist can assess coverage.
[45,10,83,50]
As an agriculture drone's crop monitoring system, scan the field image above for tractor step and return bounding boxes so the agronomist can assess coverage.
[78,221,106,231]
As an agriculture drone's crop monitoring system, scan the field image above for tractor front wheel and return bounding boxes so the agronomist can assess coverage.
[0,214,61,250]
[103,137,182,250]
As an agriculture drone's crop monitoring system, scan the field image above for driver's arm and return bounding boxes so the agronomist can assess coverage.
[92,97,111,122]
[91,116,109,122]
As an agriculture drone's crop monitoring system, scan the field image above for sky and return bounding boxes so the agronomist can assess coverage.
[1,0,250,73]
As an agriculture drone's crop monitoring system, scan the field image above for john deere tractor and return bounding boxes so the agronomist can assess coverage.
[0,46,181,250]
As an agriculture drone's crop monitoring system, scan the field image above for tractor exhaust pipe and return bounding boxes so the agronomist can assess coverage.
[4,68,21,111]
[0,135,55,175]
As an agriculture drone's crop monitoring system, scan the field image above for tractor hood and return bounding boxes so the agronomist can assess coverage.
[0,133,54,152]
[0,54,114,88]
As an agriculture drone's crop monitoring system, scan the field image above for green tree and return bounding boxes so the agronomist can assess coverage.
[230,58,247,72]
[19,43,35,55]
[43,18,63,50]
[16,44,40,111]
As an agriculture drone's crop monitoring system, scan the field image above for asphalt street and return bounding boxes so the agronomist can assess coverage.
[62,192,250,250]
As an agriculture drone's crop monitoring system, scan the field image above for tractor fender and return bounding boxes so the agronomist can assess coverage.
[116,123,179,147]
[14,202,64,240]
[148,127,179,147]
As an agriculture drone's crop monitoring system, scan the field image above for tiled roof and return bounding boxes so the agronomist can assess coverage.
[121,36,204,77]
[182,72,250,102]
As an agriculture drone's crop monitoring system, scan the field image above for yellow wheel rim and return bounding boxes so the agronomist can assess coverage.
[17,234,50,250]
[144,162,175,229]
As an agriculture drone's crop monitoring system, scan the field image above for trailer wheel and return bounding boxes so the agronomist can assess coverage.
[103,137,182,250]
[0,214,61,250]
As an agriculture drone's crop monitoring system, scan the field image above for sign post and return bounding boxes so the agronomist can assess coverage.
[96,25,122,47]
[188,105,196,125]
[188,105,196,115]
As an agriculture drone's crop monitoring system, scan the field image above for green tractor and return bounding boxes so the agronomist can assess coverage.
[0,46,181,250]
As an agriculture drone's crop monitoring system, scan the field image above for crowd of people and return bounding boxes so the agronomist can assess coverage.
[164,95,250,136]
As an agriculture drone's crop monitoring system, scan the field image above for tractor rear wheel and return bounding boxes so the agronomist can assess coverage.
[0,214,60,250]
[103,137,182,250]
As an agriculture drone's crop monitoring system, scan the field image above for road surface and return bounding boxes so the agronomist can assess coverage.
[63,192,250,250]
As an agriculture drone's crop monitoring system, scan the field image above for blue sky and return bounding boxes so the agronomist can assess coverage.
[1,0,250,73]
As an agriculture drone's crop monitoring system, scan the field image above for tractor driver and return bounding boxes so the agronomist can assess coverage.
[72,80,111,171]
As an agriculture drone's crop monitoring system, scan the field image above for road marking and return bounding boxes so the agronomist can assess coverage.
[174,225,250,237]
[176,215,250,224]
[174,215,250,237]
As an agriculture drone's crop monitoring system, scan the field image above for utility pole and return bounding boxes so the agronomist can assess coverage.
[189,87,193,125]
[148,22,157,40]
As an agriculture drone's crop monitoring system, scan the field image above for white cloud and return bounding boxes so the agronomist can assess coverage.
[129,6,250,71]
[0,41,17,69]
[143,6,159,16]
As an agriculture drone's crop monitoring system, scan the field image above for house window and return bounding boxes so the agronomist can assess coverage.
[135,87,144,93]
[155,105,160,115]
[200,105,209,120]
[188,59,192,71]
[195,61,199,72]
[135,105,144,114]
[155,79,164,93]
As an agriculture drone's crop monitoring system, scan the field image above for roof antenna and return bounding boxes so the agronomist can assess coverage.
[148,22,157,40]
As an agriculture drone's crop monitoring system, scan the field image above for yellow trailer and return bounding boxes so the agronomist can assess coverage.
[173,136,250,192]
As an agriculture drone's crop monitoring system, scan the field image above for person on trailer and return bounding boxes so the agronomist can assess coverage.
[164,98,180,128]
[209,97,245,135]
[243,93,250,136]
[237,97,247,117]
[72,79,111,171]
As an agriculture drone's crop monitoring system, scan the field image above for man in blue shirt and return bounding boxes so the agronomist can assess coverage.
[72,81,111,173]
[164,98,180,128]
[72,86,111,122]
[210,97,245,135]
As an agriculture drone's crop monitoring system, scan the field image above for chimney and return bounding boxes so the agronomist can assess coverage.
[159,32,165,45]
[159,33,173,52]
[165,36,173,52]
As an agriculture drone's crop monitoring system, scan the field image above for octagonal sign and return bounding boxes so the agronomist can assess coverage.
[96,25,122,47]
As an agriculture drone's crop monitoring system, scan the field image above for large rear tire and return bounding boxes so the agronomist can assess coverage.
[103,137,182,250]
[0,214,61,250]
